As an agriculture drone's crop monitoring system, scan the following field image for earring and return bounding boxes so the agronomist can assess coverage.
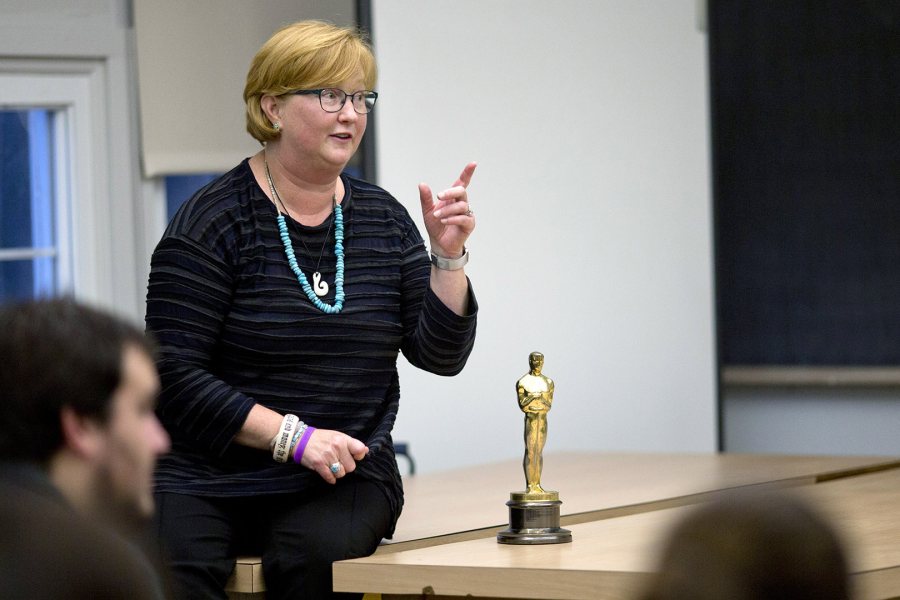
[273,122,281,131]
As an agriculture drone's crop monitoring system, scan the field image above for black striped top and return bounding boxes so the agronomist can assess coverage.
[145,159,477,528]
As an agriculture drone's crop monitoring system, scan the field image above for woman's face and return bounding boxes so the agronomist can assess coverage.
[271,74,368,175]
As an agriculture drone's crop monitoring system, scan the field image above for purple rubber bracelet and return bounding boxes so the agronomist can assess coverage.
[293,426,316,464]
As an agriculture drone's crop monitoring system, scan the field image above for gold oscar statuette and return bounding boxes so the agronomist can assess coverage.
[497,352,572,544]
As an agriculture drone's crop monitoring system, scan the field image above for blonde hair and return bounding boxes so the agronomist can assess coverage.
[243,20,377,144]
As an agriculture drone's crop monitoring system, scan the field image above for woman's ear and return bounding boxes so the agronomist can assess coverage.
[261,94,281,128]
[59,405,105,460]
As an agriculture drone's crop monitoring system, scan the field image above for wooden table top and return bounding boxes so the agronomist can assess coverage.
[797,468,900,600]
[388,451,900,549]
[337,508,682,599]
[334,453,900,599]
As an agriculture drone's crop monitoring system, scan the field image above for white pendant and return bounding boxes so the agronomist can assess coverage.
[312,271,329,297]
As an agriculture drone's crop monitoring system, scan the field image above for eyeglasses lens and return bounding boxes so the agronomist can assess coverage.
[319,89,375,114]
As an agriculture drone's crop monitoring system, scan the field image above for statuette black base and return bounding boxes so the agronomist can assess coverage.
[497,497,572,545]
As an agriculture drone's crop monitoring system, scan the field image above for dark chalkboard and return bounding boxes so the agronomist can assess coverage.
[710,1,900,366]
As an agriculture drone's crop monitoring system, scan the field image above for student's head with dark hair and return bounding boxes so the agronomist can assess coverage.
[0,297,169,521]
[0,297,153,460]
[639,491,852,600]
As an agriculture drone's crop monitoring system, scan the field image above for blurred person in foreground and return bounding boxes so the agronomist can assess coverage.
[145,19,478,599]
[638,490,852,600]
[0,297,171,599]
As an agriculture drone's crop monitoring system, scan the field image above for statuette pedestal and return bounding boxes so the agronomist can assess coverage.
[497,490,572,544]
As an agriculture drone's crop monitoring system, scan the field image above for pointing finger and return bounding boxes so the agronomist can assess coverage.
[453,161,478,189]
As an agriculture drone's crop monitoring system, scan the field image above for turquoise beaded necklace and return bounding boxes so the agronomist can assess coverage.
[264,158,345,314]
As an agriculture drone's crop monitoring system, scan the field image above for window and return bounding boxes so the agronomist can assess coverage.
[165,174,220,219]
[0,61,130,311]
[2,12,161,320]
[0,108,71,302]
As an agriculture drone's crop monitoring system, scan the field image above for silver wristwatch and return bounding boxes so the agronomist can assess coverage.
[430,247,469,270]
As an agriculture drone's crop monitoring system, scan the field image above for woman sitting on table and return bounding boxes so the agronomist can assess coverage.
[145,20,478,599]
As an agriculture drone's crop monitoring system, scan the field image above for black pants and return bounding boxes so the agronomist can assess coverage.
[154,477,392,600]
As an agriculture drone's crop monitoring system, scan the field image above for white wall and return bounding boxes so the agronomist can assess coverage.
[373,1,717,474]
[724,389,900,456]
[3,0,718,476]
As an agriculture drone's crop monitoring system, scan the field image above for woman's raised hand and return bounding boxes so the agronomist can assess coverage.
[418,162,478,258]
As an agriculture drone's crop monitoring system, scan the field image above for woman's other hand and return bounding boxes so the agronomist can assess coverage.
[419,162,478,258]
[299,428,369,484]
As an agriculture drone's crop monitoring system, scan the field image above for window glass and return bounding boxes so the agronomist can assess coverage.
[0,109,58,301]
[0,257,56,301]
[165,173,220,219]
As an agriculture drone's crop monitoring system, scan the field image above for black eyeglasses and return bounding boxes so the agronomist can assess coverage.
[289,88,378,114]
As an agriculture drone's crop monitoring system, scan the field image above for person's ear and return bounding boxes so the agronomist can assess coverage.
[59,406,105,460]
[261,94,281,127]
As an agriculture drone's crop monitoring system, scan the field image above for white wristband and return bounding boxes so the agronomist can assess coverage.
[272,414,299,463]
